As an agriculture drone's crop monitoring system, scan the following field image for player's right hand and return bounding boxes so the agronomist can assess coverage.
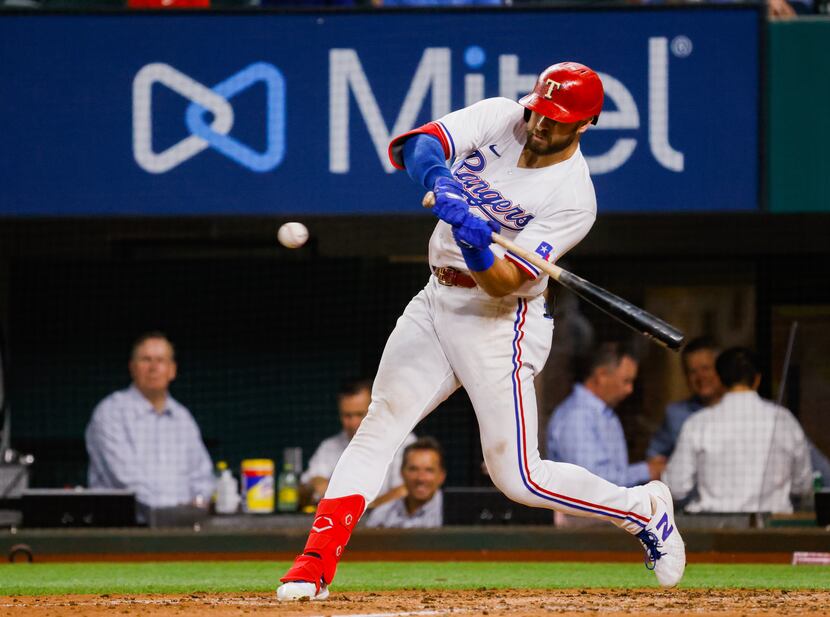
[452,216,500,251]
[432,177,469,227]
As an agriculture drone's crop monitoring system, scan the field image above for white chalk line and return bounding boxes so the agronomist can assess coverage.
[310,612,447,617]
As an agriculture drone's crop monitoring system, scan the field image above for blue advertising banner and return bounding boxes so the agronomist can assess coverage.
[0,8,759,216]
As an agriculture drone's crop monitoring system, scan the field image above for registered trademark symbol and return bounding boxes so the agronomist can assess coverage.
[671,36,693,58]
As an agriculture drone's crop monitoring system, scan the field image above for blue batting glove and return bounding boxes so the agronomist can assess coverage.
[432,177,469,227]
[452,216,500,251]
[452,215,500,272]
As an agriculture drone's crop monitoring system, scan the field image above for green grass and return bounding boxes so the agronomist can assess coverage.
[0,561,828,596]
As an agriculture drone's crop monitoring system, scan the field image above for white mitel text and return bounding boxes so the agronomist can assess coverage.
[328,40,686,175]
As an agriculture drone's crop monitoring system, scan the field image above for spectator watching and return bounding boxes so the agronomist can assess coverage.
[85,332,215,516]
[663,347,813,513]
[301,378,416,508]
[547,342,664,488]
[365,436,446,528]
[646,336,725,467]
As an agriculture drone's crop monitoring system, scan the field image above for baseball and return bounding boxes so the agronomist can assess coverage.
[277,222,309,249]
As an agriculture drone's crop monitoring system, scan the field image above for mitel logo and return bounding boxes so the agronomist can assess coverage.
[329,38,689,175]
[132,62,285,174]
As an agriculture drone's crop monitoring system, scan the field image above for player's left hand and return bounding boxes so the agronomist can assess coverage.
[452,216,500,250]
[432,177,469,227]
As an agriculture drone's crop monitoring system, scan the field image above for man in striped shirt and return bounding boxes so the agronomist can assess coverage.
[664,347,813,513]
[85,333,214,517]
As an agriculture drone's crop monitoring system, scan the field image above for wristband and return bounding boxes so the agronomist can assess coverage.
[459,245,495,272]
[425,166,453,192]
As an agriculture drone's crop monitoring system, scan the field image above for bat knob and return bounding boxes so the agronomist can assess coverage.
[422,191,436,208]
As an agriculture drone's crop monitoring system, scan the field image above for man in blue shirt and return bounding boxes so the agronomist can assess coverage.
[645,337,724,468]
[547,342,664,489]
[85,332,215,515]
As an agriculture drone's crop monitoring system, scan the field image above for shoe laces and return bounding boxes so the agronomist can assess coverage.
[636,529,666,571]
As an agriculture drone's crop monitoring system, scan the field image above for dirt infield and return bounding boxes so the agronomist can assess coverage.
[1,589,829,617]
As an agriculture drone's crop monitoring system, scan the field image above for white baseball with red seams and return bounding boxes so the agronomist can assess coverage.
[277,222,308,248]
[327,98,654,533]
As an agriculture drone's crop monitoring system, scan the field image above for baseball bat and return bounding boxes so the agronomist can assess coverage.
[775,321,798,406]
[423,191,685,351]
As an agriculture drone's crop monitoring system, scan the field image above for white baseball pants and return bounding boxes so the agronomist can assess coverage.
[327,276,652,534]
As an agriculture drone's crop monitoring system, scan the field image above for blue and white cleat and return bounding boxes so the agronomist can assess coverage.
[636,480,686,588]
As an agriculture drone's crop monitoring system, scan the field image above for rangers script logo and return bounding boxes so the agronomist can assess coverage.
[452,150,534,231]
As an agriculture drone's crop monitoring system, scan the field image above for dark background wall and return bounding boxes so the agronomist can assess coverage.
[6,254,483,488]
[2,212,829,488]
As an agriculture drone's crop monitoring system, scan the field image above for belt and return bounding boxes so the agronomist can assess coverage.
[432,266,477,288]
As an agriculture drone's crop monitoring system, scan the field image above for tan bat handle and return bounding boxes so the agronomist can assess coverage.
[422,190,564,282]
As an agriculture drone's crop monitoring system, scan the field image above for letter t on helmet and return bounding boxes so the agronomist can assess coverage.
[519,62,604,125]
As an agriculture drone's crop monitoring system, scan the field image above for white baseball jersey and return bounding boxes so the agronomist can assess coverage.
[391,97,597,298]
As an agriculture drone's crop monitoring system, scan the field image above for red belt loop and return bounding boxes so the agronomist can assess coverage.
[432,266,477,288]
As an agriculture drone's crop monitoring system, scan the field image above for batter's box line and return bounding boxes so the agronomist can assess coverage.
[312,609,454,617]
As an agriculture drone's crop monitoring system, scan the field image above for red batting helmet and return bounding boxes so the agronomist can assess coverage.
[519,62,604,125]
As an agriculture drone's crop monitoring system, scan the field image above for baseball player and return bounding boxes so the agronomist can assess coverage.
[277,62,685,601]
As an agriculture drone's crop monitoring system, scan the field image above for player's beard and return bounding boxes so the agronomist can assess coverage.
[525,128,578,156]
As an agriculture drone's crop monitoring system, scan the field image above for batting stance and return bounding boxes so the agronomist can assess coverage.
[278,62,685,601]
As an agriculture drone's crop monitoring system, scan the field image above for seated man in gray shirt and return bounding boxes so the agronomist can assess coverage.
[365,436,445,529]
[85,332,215,514]
[301,378,416,508]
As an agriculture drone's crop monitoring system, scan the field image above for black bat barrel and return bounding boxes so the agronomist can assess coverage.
[558,270,685,351]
